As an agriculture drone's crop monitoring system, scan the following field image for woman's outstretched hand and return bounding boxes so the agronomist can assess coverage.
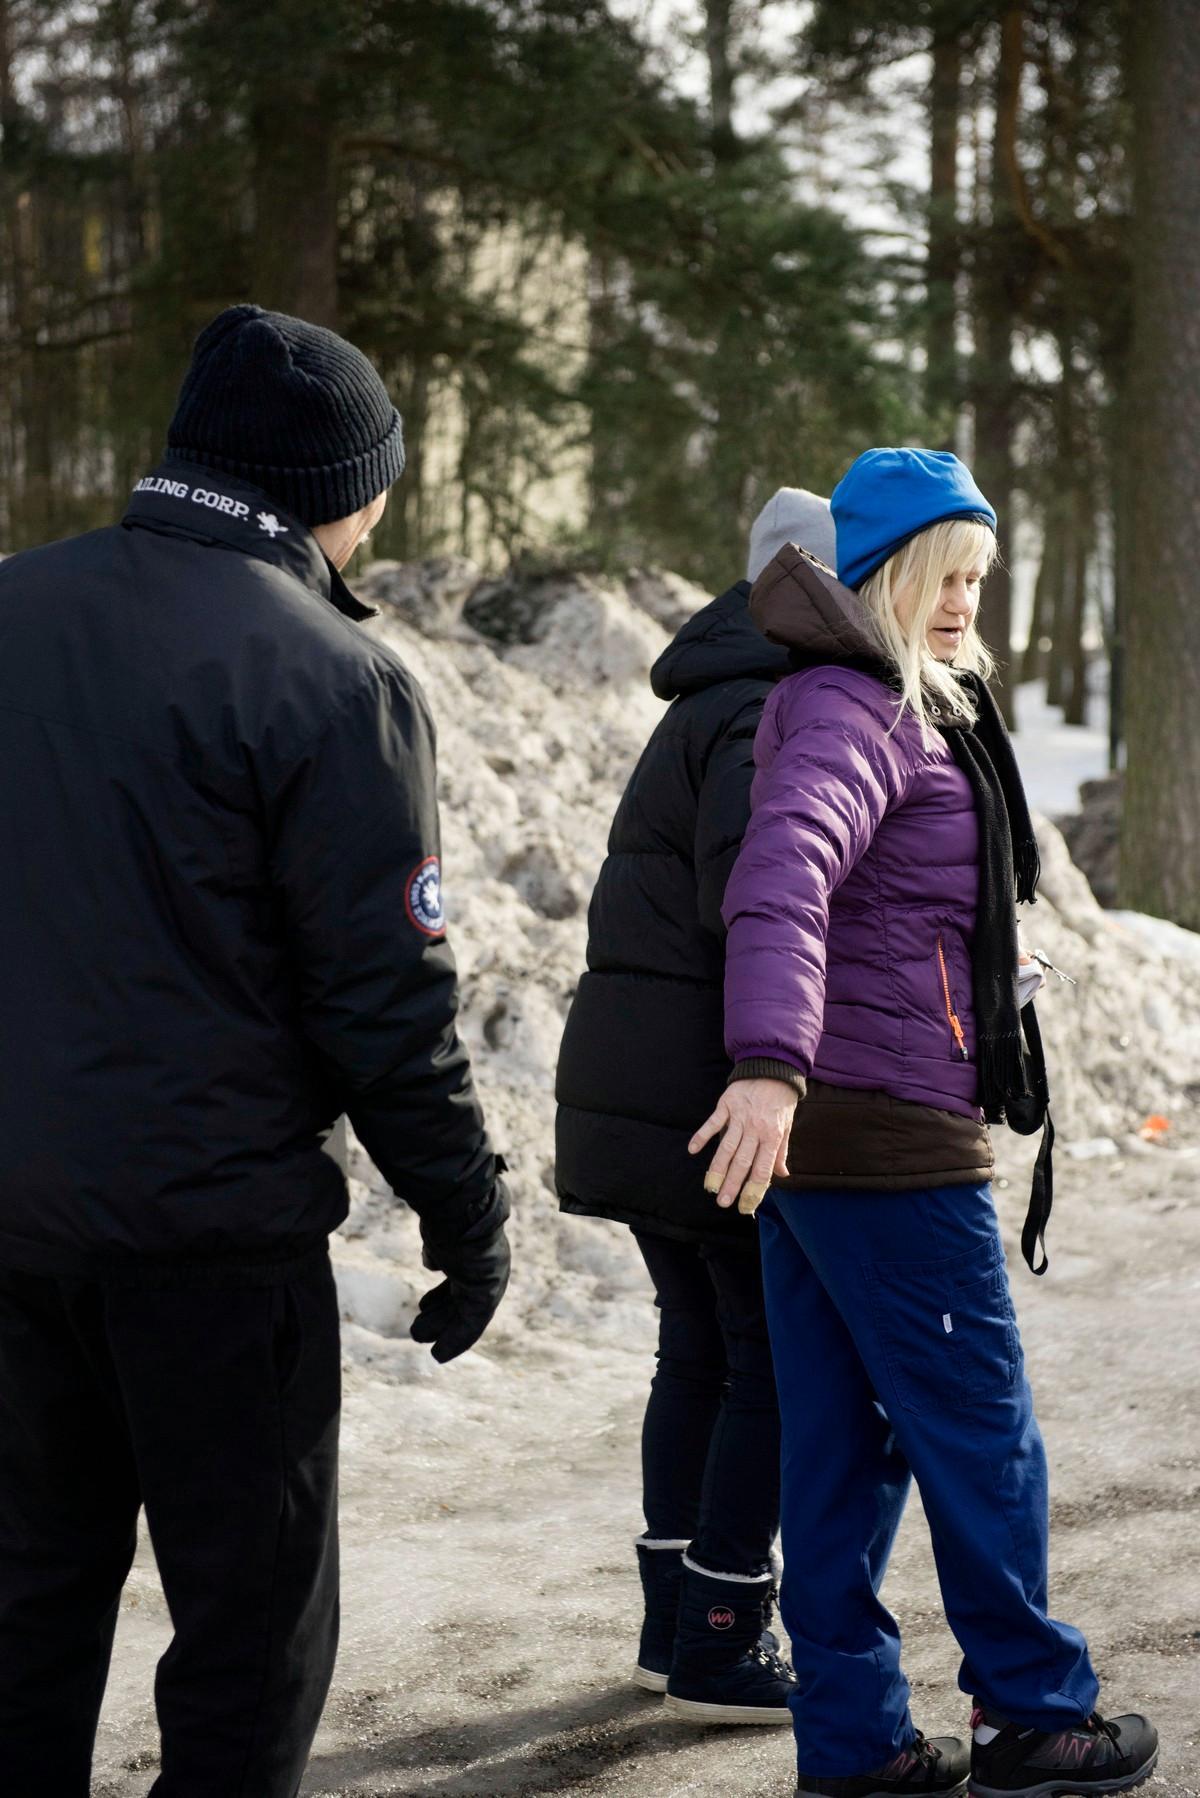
[689,1077,799,1216]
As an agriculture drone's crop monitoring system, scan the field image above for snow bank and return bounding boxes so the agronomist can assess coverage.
[332,559,705,1361]
[1108,909,1200,970]
[1020,820,1200,1141]
[331,559,1200,1360]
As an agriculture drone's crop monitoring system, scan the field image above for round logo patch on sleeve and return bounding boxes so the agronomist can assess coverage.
[405,855,446,938]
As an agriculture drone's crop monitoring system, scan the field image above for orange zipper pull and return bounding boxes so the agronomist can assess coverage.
[937,935,969,1060]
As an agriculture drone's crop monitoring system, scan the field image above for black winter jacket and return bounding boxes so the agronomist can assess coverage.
[555,582,790,1245]
[0,463,505,1278]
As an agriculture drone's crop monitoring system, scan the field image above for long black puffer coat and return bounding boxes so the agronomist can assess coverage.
[555,582,790,1245]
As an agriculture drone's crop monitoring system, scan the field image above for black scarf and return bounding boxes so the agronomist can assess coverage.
[938,672,1054,1275]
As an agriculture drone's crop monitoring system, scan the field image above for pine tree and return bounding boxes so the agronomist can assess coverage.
[1118,0,1200,926]
[0,0,943,583]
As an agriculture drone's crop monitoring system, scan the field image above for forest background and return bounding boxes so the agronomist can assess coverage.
[0,0,1197,923]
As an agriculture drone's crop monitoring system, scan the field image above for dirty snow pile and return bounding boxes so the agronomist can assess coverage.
[1018,829,1200,1144]
[331,557,1200,1374]
[332,556,696,1377]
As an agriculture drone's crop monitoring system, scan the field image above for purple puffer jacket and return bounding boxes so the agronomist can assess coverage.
[722,545,982,1119]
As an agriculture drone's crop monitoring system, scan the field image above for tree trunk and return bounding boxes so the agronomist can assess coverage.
[108,0,148,265]
[0,0,16,546]
[704,0,737,164]
[703,0,751,571]
[1020,523,1053,684]
[927,30,962,443]
[392,165,441,559]
[586,247,621,545]
[1044,492,1073,712]
[1052,328,1091,727]
[1107,377,1131,771]
[0,0,55,547]
[1042,364,1073,715]
[1103,4,1138,776]
[1043,549,1068,710]
[1119,0,1200,924]
[1040,524,1066,701]
[971,7,1025,725]
[249,75,339,326]
[1062,484,1090,727]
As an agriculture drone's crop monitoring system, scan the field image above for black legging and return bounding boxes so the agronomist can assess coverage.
[634,1231,781,1577]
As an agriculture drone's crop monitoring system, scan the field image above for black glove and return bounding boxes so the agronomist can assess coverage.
[410,1219,511,1364]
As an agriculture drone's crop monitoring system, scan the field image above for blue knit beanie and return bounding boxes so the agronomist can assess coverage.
[832,448,996,592]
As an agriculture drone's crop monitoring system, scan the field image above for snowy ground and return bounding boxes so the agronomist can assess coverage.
[91,1135,1200,1796]
[86,561,1199,1795]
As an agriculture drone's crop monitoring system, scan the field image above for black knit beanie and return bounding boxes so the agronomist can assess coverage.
[165,304,406,527]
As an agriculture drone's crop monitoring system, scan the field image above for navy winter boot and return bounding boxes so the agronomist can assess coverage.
[663,1562,795,1724]
[633,1538,686,1692]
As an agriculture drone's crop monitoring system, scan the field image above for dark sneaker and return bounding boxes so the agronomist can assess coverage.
[968,1704,1159,1797]
[632,1540,684,1693]
[797,1732,971,1796]
[663,1564,796,1724]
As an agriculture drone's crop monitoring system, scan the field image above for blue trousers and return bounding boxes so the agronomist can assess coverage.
[758,1183,1098,1777]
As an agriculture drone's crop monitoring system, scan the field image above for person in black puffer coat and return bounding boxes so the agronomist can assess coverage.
[555,488,837,1726]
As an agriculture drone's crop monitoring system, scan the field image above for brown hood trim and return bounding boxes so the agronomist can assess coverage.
[748,541,877,662]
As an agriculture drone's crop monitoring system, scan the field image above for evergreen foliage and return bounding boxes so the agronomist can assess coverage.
[4,0,1194,929]
[0,0,907,585]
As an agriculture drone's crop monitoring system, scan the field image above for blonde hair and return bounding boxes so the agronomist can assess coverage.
[857,517,997,738]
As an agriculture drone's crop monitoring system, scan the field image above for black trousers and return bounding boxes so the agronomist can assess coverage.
[634,1231,780,1576]
[0,1251,341,1798]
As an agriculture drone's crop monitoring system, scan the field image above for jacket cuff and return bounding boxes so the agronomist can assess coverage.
[727,1059,807,1097]
[418,1170,511,1269]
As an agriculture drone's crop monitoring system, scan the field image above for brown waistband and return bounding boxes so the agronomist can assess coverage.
[775,1080,993,1191]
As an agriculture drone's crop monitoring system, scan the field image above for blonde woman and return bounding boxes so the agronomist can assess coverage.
[690,450,1157,1798]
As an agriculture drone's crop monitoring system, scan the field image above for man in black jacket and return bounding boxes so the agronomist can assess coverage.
[556,487,835,1726]
[0,305,510,1796]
